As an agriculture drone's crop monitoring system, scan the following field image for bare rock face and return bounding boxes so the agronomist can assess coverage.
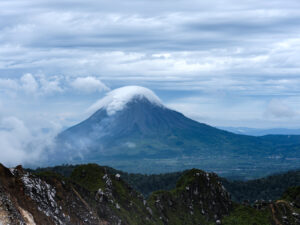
[1,163,300,225]
[69,164,159,225]
[12,163,300,225]
[148,169,233,225]
[0,164,235,225]
[0,163,106,225]
[0,163,161,225]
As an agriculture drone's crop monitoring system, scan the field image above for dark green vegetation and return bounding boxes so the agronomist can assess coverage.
[69,164,161,225]
[31,164,234,224]
[29,164,183,197]
[116,171,183,197]
[283,186,300,207]
[29,165,300,203]
[222,204,273,225]
[39,164,300,225]
[29,164,77,177]
[146,169,232,225]
[53,97,300,178]
[25,163,300,224]
[221,199,300,225]
[222,169,300,203]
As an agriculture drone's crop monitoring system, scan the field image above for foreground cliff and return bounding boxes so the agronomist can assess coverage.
[0,164,106,224]
[0,163,232,225]
[0,163,299,225]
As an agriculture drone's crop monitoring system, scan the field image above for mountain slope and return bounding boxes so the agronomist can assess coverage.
[0,163,233,225]
[2,163,300,225]
[0,164,107,225]
[29,165,300,203]
[53,86,300,177]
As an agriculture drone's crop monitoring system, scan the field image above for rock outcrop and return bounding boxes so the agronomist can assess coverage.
[148,169,232,225]
[0,164,106,225]
[0,163,234,225]
[1,163,299,225]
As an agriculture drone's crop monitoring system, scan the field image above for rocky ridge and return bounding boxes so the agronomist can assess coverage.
[0,163,233,225]
[0,163,300,225]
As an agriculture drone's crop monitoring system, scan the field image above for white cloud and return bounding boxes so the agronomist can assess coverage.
[125,142,136,148]
[1,0,300,138]
[0,78,20,97]
[20,73,38,93]
[0,74,66,96]
[0,113,65,167]
[165,95,300,128]
[0,117,40,166]
[88,85,162,115]
[0,78,19,90]
[264,99,297,118]
[71,76,109,93]
[166,96,264,126]
[39,75,63,94]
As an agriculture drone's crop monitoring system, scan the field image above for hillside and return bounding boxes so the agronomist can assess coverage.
[222,170,300,203]
[2,163,300,224]
[30,165,300,202]
[0,163,232,224]
[52,86,300,178]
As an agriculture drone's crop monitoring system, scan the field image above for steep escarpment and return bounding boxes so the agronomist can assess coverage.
[1,163,300,225]
[0,163,233,225]
[0,164,105,225]
[147,169,232,225]
[69,164,160,225]
[69,165,233,225]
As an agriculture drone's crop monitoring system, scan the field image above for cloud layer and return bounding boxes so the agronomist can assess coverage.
[1,0,300,166]
[1,1,300,96]
[71,77,109,93]
[0,117,53,166]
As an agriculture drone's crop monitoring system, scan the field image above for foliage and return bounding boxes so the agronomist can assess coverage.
[28,164,77,177]
[27,165,300,203]
[222,170,300,203]
[70,164,107,192]
[222,204,272,225]
[282,186,300,202]
[26,164,300,225]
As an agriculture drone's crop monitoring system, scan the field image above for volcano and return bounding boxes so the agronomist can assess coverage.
[53,86,300,177]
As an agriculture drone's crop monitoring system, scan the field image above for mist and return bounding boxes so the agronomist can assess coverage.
[0,116,60,167]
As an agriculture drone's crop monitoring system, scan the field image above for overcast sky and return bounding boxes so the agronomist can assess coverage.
[1,0,300,165]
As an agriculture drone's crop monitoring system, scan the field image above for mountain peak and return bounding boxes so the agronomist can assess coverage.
[88,86,163,115]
